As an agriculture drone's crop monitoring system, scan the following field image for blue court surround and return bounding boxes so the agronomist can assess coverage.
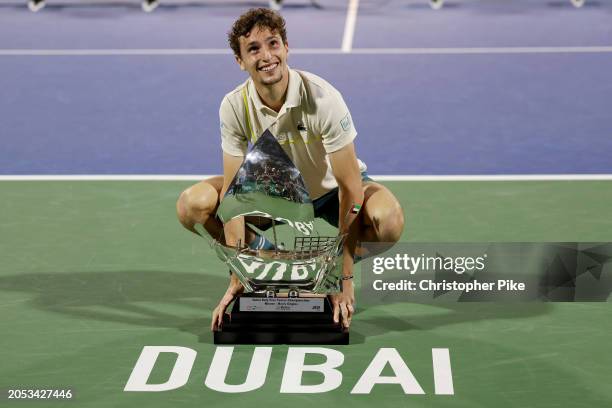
[1,0,611,175]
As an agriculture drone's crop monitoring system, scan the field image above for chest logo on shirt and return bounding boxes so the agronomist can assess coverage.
[340,113,351,131]
[276,133,288,144]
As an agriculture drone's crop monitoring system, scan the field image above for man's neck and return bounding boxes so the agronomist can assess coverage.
[253,69,290,113]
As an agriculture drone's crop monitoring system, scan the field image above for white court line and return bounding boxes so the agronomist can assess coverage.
[0,48,337,56]
[371,175,612,181]
[0,49,233,56]
[1,175,612,181]
[341,0,360,53]
[350,46,612,55]
[0,48,335,56]
[2,46,612,56]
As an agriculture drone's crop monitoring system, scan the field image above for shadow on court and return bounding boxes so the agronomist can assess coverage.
[0,270,221,341]
[351,302,553,343]
[0,270,552,344]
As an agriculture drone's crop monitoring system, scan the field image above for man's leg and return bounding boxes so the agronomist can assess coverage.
[176,176,225,240]
[359,181,405,248]
[176,176,272,248]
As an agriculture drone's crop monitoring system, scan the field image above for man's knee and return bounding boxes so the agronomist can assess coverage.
[176,179,222,228]
[376,204,404,242]
[176,189,194,226]
[366,200,405,243]
[362,183,405,243]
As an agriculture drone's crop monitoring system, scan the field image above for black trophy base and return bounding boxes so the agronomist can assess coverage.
[214,295,349,345]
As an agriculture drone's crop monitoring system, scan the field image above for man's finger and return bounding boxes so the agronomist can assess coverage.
[347,303,354,316]
[211,307,221,331]
[340,303,349,328]
[212,293,238,331]
[217,303,227,329]
[333,303,340,324]
[211,302,228,332]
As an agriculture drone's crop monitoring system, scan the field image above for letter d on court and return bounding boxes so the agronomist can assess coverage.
[124,346,196,392]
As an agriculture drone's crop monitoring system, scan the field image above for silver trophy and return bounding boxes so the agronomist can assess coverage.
[200,130,348,344]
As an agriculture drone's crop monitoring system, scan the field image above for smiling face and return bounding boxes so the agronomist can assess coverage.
[236,25,289,88]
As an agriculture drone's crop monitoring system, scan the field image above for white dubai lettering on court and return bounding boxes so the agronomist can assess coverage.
[124,346,454,395]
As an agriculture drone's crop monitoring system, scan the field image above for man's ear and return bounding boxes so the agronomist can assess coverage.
[235,55,246,71]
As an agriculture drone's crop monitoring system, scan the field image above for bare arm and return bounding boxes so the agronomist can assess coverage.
[329,142,364,268]
[328,142,364,328]
[211,152,245,331]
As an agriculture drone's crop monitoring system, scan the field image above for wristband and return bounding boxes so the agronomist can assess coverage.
[341,274,354,281]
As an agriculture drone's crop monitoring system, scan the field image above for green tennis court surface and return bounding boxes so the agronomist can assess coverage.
[2,181,611,407]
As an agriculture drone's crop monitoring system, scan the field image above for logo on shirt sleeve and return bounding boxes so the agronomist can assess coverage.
[340,113,351,131]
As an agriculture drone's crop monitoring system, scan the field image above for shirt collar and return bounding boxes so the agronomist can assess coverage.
[248,67,302,115]
[284,68,302,109]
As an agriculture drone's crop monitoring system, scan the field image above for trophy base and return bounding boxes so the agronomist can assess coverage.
[214,295,349,345]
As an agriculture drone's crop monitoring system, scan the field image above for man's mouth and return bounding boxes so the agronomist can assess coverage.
[258,63,279,72]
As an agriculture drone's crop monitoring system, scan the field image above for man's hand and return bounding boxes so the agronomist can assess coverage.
[211,274,244,331]
[330,279,355,329]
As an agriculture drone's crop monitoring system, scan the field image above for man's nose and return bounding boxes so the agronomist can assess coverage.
[262,46,273,60]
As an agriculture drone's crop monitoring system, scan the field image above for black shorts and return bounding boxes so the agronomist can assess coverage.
[312,171,373,228]
[246,172,373,231]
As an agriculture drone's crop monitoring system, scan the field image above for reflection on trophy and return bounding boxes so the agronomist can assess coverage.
[200,130,349,344]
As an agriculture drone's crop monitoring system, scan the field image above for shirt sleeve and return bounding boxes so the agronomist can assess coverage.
[319,90,358,154]
[219,96,248,156]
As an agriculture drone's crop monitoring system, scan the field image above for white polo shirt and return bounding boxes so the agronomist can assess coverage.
[219,68,367,200]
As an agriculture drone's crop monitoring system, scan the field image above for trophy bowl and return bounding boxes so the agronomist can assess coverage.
[213,234,345,294]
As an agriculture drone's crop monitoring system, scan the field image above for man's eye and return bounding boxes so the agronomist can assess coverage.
[270,40,278,46]
[248,47,258,53]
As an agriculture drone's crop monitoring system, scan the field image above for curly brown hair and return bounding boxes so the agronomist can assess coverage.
[228,8,288,58]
